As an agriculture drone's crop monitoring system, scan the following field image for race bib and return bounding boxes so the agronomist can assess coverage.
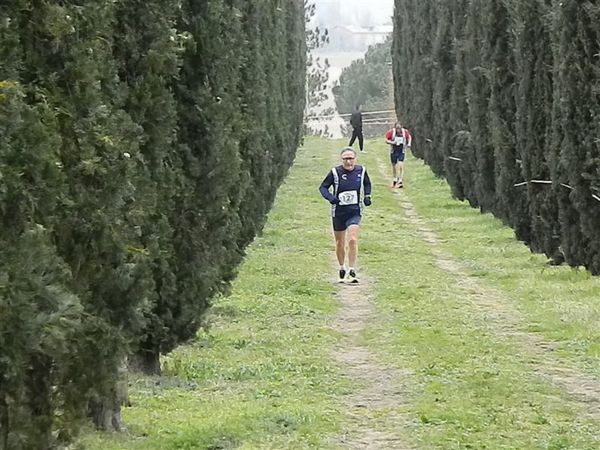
[393,136,405,146]
[338,190,359,206]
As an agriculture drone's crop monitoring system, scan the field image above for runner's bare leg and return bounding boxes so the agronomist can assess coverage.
[347,225,360,268]
[334,230,346,266]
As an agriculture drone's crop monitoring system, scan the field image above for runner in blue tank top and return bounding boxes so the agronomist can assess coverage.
[319,147,372,283]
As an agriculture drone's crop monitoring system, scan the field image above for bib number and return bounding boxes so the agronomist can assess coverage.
[338,191,359,206]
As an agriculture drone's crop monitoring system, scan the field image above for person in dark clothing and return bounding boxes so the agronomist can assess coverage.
[348,105,365,152]
[319,147,372,283]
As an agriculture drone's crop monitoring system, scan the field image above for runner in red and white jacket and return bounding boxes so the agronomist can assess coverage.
[384,122,412,188]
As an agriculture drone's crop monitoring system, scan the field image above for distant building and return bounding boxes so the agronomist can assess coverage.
[326,25,393,52]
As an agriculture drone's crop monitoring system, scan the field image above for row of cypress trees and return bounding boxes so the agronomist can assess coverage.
[392,0,600,273]
[0,1,306,448]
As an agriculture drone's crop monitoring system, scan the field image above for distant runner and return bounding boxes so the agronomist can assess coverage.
[348,105,365,153]
[319,147,372,283]
[384,121,412,188]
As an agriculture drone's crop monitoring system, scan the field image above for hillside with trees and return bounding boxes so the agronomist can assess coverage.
[332,37,393,115]
[392,0,600,274]
[0,1,306,448]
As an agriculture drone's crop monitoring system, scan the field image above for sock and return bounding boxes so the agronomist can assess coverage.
[340,265,346,271]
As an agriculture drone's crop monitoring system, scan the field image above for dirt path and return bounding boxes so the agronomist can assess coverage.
[374,157,600,419]
[330,265,413,449]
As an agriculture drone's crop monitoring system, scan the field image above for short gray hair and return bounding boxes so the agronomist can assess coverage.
[340,147,356,156]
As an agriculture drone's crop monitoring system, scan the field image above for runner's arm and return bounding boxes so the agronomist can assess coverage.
[319,172,337,203]
[384,130,394,145]
[363,170,372,197]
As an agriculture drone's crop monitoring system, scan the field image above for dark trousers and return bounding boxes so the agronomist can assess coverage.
[349,127,364,151]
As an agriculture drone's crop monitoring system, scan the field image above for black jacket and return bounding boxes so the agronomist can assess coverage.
[350,111,362,129]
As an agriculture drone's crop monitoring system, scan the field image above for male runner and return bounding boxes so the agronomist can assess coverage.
[384,121,412,188]
[319,147,372,283]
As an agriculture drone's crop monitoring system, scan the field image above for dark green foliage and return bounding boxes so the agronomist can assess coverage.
[399,0,436,161]
[0,0,306,447]
[392,0,600,274]
[465,0,496,213]
[485,0,529,239]
[430,1,452,176]
[446,1,475,203]
[0,81,88,450]
[391,0,415,139]
[550,1,600,271]
[513,0,558,257]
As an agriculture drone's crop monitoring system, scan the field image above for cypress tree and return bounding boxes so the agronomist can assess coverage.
[412,1,436,161]
[134,0,309,372]
[138,0,247,368]
[465,0,497,212]
[285,0,308,147]
[513,0,559,258]
[236,0,271,248]
[486,0,530,239]
[0,80,88,450]
[551,0,600,273]
[393,0,421,155]
[110,0,182,374]
[446,0,476,204]
[430,0,453,177]
[12,0,153,432]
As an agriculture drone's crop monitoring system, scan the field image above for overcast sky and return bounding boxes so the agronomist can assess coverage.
[311,0,394,28]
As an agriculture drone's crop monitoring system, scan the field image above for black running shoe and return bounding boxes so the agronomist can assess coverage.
[347,269,359,283]
[397,181,404,188]
[338,269,346,282]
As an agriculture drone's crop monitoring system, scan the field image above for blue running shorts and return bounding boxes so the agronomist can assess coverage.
[390,148,405,164]
[333,214,361,231]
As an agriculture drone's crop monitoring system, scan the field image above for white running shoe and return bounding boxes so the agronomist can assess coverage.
[347,269,359,284]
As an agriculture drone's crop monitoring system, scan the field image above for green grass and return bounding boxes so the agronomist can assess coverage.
[79,137,600,449]
[359,139,600,449]
[397,146,600,374]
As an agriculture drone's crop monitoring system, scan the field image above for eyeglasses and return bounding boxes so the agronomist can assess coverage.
[342,157,355,161]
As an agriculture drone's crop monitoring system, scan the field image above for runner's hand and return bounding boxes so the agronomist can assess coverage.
[329,196,340,205]
[363,196,372,206]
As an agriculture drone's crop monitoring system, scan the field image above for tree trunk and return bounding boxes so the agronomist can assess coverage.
[89,360,128,431]
[1,395,8,450]
[130,346,161,376]
[89,396,123,432]
[27,354,53,449]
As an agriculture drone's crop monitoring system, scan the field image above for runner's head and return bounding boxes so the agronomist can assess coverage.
[394,121,403,133]
[340,147,356,170]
